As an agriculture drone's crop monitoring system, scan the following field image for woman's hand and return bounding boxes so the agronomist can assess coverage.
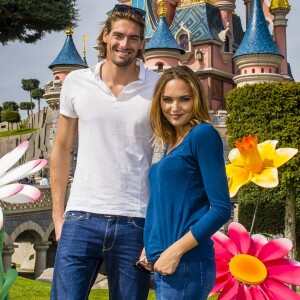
[154,245,181,275]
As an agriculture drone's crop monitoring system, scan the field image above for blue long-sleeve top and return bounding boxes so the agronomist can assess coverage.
[144,122,231,262]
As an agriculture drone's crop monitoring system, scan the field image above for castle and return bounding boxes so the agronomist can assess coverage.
[44,0,294,115]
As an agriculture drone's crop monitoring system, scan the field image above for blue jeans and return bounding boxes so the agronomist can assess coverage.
[154,259,216,300]
[50,211,150,300]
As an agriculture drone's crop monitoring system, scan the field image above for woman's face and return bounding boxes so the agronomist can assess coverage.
[160,79,194,133]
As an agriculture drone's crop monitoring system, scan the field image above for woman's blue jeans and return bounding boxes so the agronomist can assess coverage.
[154,259,216,300]
[50,211,150,300]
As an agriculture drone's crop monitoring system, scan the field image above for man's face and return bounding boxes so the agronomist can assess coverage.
[103,19,144,67]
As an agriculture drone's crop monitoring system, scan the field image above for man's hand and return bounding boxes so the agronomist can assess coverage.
[53,216,64,242]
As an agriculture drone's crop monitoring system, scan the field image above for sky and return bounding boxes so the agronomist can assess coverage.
[0,0,299,118]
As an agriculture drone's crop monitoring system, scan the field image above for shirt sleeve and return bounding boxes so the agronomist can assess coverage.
[190,123,231,243]
[59,72,78,118]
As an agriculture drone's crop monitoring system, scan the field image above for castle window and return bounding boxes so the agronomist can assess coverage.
[225,36,230,52]
[156,63,164,72]
[252,69,255,74]
[179,34,189,51]
[269,69,272,73]
[261,68,264,73]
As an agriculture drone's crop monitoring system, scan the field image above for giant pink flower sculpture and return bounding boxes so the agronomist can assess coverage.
[0,141,47,229]
[211,222,300,299]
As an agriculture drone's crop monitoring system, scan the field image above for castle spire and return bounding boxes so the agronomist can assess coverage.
[233,0,283,87]
[270,0,291,10]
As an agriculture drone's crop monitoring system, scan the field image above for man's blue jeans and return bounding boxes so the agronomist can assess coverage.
[50,211,150,300]
[154,259,216,300]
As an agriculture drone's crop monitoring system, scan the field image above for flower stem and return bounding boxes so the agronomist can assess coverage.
[250,188,262,236]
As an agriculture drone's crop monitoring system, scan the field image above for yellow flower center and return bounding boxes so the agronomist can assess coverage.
[229,254,267,285]
[235,136,263,174]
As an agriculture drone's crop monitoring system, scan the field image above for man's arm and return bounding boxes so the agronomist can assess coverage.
[50,114,78,241]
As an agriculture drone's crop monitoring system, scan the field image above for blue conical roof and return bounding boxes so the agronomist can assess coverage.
[234,0,282,58]
[145,17,185,54]
[49,33,88,69]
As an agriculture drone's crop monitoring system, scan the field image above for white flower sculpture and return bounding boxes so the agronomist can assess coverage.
[0,141,47,298]
[0,140,47,227]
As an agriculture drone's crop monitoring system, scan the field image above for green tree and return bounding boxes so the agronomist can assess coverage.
[31,88,44,112]
[0,106,2,122]
[2,101,19,111]
[226,82,300,259]
[1,110,20,131]
[19,102,35,117]
[21,79,39,126]
[0,0,78,45]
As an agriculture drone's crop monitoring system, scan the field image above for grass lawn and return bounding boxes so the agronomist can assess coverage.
[9,276,219,299]
[0,128,37,137]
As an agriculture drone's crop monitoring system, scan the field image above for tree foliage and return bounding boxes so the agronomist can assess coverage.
[21,79,40,92]
[31,88,44,112]
[1,110,20,131]
[2,101,19,111]
[19,102,35,116]
[0,0,78,45]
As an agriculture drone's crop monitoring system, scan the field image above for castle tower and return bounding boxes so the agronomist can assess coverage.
[269,0,291,79]
[145,0,184,72]
[44,28,88,110]
[214,0,236,35]
[233,0,283,87]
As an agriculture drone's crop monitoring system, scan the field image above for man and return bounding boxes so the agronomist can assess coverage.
[50,4,159,300]
[40,174,50,185]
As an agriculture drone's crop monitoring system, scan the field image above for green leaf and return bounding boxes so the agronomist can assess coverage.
[0,269,18,300]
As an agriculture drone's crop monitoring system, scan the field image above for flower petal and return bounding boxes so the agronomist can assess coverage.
[251,168,278,188]
[249,285,268,300]
[262,278,300,300]
[257,140,278,165]
[265,257,300,268]
[0,141,29,177]
[258,238,293,262]
[0,160,43,186]
[0,184,24,198]
[27,159,48,175]
[251,234,268,257]
[228,222,251,254]
[1,185,41,204]
[218,277,239,300]
[209,273,232,296]
[216,260,230,277]
[212,231,238,256]
[214,240,233,261]
[273,148,298,168]
[226,165,252,197]
[228,148,243,166]
[237,284,253,300]
[268,264,300,285]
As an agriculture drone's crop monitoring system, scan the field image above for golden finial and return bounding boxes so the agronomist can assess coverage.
[65,27,74,36]
[157,0,167,18]
[83,35,88,58]
[270,0,291,10]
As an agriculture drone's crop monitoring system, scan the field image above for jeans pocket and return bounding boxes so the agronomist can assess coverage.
[64,211,90,222]
[200,259,216,292]
[129,218,145,230]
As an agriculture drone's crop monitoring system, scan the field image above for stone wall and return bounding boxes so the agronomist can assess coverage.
[0,108,54,163]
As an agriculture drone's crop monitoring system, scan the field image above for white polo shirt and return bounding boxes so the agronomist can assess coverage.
[60,60,160,217]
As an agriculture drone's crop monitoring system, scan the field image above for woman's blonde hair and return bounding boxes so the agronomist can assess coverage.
[150,66,211,147]
[97,9,145,61]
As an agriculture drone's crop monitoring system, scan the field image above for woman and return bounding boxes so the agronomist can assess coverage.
[143,66,231,299]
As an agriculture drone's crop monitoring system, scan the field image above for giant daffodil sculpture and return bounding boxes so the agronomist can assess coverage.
[226,135,298,198]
